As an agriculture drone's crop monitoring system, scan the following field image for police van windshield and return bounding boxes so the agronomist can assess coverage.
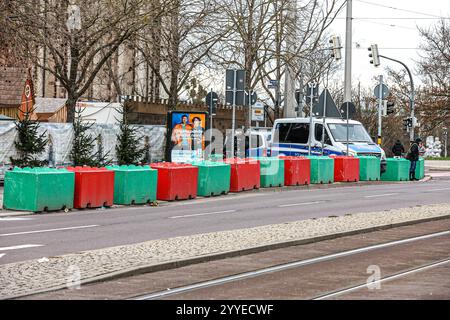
[327,123,372,143]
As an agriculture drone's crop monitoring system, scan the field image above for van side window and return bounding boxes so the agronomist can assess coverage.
[275,123,291,143]
[287,123,310,143]
[315,124,332,145]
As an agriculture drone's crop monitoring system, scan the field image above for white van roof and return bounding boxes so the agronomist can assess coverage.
[273,117,362,126]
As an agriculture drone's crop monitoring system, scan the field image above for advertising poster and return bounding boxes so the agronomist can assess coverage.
[167,111,207,162]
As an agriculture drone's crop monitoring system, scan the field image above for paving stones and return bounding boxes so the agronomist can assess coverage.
[1,203,450,299]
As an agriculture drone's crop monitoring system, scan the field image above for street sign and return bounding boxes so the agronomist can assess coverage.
[225,69,246,105]
[251,102,265,122]
[305,84,319,103]
[339,102,356,119]
[206,91,218,115]
[374,84,389,99]
[268,80,278,89]
[312,89,341,118]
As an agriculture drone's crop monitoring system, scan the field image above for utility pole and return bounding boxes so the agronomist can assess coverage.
[344,0,352,103]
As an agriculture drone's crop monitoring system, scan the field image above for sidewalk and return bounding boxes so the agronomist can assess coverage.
[425,160,450,171]
[1,203,450,299]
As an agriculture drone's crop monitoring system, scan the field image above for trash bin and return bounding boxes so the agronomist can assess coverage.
[279,156,310,186]
[307,156,334,184]
[381,158,410,181]
[106,165,157,204]
[3,167,74,212]
[191,161,231,196]
[331,156,360,182]
[252,157,285,187]
[224,158,260,192]
[150,163,198,200]
[67,166,115,209]
[358,156,381,181]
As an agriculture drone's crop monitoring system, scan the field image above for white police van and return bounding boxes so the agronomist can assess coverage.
[268,117,387,173]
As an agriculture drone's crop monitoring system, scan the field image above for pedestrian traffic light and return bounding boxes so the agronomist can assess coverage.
[386,101,395,115]
[329,36,342,61]
[368,44,380,67]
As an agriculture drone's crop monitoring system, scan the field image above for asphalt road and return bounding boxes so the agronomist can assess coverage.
[1,173,450,265]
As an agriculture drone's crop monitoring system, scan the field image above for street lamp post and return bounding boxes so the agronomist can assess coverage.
[378,54,415,142]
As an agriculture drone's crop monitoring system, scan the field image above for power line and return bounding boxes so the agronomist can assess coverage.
[354,0,446,19]
[336,17,450,20]
[356,19,417,30]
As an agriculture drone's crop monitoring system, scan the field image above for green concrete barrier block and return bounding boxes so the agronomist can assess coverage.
[307,156,334,184]
[415,157,425,180]
[381,158,410,181]
[358,156,381,181]
[252,157,285,187]
[191,161,231,196]
[106,165,157,205]
[3,167,74,212]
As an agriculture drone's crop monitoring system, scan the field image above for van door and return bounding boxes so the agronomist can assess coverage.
[314,123,334,155]
[272,122,310,156]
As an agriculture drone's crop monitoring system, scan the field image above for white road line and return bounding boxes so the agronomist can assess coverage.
[278,201,325,208]
[0,244,43,251]
[364,193,399,198]
[427,188,450,192]
[0,217,34,221]
[0,225,99,237]
[314,258,450,300]
[169,210,237,219]
[0,253,5,259]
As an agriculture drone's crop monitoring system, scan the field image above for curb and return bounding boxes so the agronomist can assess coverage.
[7,212,450,300]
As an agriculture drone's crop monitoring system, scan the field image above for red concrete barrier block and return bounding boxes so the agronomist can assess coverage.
[224,158,260,192]
[331,156,360,182]
[66,166,115,209]
[279,156,310,186]
[150,163,198,200]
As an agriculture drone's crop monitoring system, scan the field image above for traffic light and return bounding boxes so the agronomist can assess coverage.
[329,36,342,61]
[386,101,395,115]
[368,44,380,67]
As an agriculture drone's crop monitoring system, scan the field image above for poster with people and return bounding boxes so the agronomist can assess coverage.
[167,111,207,162]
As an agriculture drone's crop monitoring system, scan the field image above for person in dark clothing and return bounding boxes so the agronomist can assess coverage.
[391,140,405,157]
[407,138,421,181]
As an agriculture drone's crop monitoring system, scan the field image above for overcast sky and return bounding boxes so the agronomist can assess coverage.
[328,0,450,89]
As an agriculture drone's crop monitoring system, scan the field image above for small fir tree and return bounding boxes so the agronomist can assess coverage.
[10,107,48,167]
[70,107,109,167]
[115,102,145,165]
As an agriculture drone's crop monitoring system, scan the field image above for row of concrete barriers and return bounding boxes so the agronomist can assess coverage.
[1,156,424,213]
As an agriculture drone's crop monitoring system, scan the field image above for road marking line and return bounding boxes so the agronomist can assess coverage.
[278,201,325,208]
[169,210,237,219]
[364,193,398,198]
[0,225,99,237]
[0,217,34,221]
[427,188,450,192]
[0,244,43,251]
[314,258,450,300]
[0,253,5,259]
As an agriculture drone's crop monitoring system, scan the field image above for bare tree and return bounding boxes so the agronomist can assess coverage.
[416,18,450,134]
[130,0,228,109]
[6,0,173,123]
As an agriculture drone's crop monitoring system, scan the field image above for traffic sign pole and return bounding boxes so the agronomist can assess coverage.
[308,82,316,156]
[321,87,327,155]
[232,70,236,157]
[209,88,213,147]
[346,102,349,155]
[377,75,383,146]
